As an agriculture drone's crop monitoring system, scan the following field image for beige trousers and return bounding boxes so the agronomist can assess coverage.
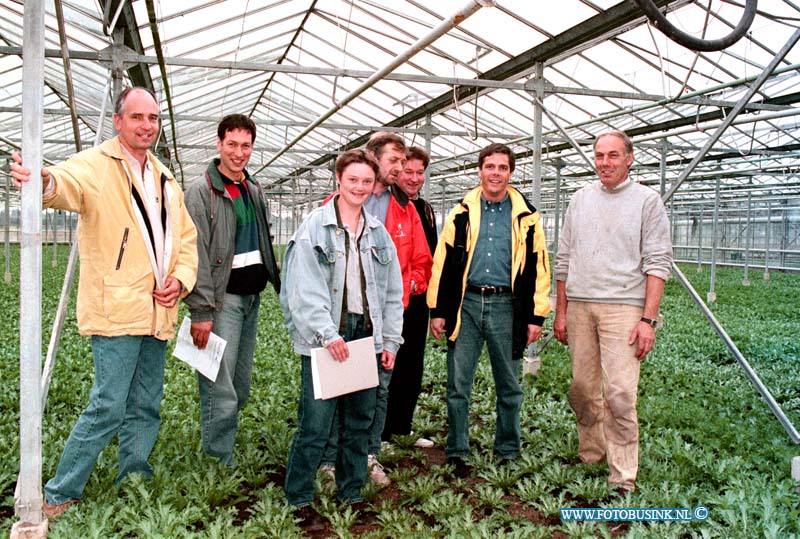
[566,301,642,490]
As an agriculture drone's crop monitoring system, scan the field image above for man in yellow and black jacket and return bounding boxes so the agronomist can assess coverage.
[427,143,550,476]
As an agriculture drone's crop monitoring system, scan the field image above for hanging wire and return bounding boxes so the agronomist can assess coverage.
[451,64,478,140]
[472,45,480,141]
[287,31,304,144]
[331,1,355,108]
[222,0,251,109]
[646,23,669,97]
[695,105,704,133]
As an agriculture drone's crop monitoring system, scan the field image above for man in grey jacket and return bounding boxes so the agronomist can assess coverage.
[183,114,280,466]
[553,130,672,494]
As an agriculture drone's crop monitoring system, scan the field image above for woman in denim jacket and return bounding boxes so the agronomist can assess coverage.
[280,149,404,526]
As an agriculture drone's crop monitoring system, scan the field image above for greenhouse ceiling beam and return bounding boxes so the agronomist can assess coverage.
[663,28,800,202]
[0,47,579,91]
[0,49,785,114]
[256,0,494,176]
[249,0,318,117]
[670,195,800,206]
[287,0,683,178]
[431,52,800,176]
[635,141,795,157]
[0,107,514,139]
[144,0,183,184]
[385,0,684,125]
[434,90,800,176]
[111,1,155,92]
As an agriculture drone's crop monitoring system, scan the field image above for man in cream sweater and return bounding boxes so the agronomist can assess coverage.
[553,130,672,494]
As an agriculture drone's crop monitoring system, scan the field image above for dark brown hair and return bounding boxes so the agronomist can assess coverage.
[217,114,256,143]
[406,146,429,169]
[335,148,380,179]
[478,142,515,172]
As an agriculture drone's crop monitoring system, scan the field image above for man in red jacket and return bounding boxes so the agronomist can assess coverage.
[320,132,432,487]
[383,146,438,449]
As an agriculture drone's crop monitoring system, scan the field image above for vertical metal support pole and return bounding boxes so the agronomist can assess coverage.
[670,200,676,243]
[697,205,704,273]
[552,159,562,292]
[423,114,433,202]
[4,161,11,283]
[743,189,752,286]
[277,192,283,245]
[764,201,772,280]
[111,28,125,101]
[51,211,58,267]
[16,0,45,527]
[531,62,544,208]
[292,179,298,237]
[708,175,721,303]
[659,139,667,197]
[684,209,690,261]
[781,203,788,268]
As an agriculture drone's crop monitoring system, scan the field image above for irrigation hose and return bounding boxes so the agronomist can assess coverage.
[632,0,758,52]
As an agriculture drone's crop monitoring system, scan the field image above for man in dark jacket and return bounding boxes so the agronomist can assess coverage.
[183,114,281,466]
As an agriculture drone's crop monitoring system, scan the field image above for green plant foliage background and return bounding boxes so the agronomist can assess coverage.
[2,244,799,538]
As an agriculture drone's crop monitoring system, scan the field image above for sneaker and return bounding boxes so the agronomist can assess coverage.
[42,499,78,519]
[413,437,434,448]
[367,454,390,486]
[294,505,327,531]
[319,464,336,488]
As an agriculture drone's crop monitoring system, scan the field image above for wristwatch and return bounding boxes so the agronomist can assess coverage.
[640,317,658,328]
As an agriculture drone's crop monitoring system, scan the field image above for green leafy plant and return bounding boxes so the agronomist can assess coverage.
[3,247,800,538]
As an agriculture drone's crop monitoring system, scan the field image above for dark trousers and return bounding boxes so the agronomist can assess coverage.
[383,293,429,439]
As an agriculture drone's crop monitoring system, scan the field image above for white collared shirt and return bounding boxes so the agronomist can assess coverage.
[121,145,165,278]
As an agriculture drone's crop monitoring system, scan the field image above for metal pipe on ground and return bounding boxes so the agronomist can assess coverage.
[662,27,800,445]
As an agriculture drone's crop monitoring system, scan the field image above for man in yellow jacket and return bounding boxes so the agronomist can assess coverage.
[428,143,550,477]
[11,87,198,518]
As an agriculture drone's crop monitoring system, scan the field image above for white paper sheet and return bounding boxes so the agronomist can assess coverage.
[310,336,378,400]
[172,316,227,382]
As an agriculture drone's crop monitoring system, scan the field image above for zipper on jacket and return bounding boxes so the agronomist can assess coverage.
[115,227,129,270]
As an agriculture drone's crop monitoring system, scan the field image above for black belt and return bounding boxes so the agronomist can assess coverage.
[467,284,512,296]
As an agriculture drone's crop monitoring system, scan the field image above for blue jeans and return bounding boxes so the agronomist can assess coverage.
[446,290,522,459]
[284,314,376,506]
[198,293,260,466]
[45,335,166,504]
[322,353,389,464]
